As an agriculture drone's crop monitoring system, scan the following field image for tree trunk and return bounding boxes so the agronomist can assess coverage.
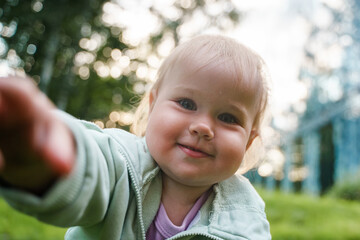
[39,29,60,93]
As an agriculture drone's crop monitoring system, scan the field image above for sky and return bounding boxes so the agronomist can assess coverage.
[231,0,314,129]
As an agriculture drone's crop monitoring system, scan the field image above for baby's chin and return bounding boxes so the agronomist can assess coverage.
[161,170,216,189]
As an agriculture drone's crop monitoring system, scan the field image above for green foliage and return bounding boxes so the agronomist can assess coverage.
[259,189,360,240]
[326,173,360,201]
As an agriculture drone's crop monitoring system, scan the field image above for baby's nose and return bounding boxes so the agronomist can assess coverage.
[189,122,214,140]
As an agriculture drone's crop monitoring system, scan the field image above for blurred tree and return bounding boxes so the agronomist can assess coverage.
[0,0,242,129]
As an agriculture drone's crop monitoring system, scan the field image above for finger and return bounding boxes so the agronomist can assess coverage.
[0,77,38,125]
[0,91,3,118]
[0,77,54,128]
[0,149,4,171]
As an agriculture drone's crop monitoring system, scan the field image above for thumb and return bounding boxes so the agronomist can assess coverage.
[34,115,75,176]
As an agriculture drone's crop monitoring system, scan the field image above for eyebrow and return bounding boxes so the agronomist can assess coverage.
[173,86,195,93]
[172,86,198,98]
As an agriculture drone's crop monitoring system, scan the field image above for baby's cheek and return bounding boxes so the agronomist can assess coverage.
[146,120,169,156]
[219,137,246,163]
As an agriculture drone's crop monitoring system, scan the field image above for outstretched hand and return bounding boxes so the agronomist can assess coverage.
[0,77,75,194]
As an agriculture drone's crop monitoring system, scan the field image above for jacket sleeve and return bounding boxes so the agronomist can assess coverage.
[0,111,132,227]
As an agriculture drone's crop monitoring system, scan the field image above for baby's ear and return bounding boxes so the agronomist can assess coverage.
[149,89,157,113]
[246,130,259,150]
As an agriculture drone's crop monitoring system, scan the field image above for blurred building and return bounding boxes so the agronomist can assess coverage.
[281,83,360,195]
[251,0,360,195]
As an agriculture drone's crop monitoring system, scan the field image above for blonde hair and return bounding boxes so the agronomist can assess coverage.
[131,35,270,173]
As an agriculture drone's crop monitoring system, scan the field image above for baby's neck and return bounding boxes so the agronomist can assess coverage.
[160,173,212,226]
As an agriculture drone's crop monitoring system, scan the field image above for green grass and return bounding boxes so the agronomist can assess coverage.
[0,199,66,240]
[259,189,360,240]
[1,190,360,239]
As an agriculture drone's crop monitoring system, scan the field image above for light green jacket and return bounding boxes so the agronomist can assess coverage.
[0,112,271,240]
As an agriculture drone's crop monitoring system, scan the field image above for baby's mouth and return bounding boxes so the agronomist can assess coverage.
[178,144,212,157]
[181,144,200,152]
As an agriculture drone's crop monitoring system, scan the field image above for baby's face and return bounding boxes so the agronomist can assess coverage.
[145,60,259,189]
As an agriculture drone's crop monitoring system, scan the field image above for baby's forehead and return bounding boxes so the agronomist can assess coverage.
[176,55,257,87]
[173,58,258,93]
[172,55,262,101]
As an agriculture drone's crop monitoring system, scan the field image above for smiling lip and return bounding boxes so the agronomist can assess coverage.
[178,144,212,158]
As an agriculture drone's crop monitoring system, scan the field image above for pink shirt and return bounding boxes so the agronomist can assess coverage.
[146,189,211,240]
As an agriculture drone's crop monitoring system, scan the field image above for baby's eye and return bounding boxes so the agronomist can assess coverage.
[218,113,238,124]
[177,98,196,110]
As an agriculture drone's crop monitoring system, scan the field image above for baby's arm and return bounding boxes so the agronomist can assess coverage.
[0,76,75,195]
[0,77,136,231]
[0,76,129,230]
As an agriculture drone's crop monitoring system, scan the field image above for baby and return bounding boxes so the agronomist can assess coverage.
[0,35,271,239]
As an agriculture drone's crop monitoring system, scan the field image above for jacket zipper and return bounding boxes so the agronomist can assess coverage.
[124,154,146,240]
[168,232,222,240]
